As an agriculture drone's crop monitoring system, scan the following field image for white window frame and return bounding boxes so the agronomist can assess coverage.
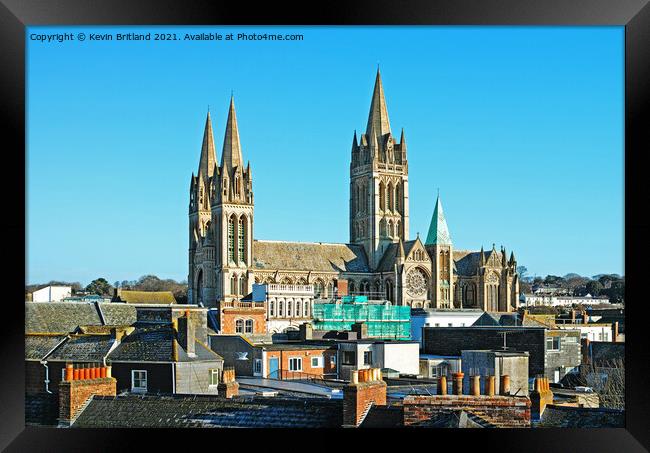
[363,350,373,366]
[288,357,302,371]
[254,359,262,375]
[546,337,561,352]
[131,370,148,393]
[209,368,219,387]
[244,319,254,334]
[311,356,324,368]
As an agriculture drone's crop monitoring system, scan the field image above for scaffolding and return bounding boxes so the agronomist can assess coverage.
[312,297,411,340]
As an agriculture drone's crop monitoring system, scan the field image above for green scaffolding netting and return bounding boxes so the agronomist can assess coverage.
[312,302,411,339]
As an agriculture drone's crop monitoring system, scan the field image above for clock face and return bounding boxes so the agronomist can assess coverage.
[406,268,427,297]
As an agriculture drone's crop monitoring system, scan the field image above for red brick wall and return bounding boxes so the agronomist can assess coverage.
[403,395,531,428]
[58,378,117,423]
[221,309,267,334]
[266,348,337,379]
[343,381,387,426]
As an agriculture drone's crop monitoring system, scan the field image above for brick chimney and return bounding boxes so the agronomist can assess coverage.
[177,311,195,356]
[218,367,239,398]
[530,376,554,420]
[58,363,116,425]
[343,368,387,427]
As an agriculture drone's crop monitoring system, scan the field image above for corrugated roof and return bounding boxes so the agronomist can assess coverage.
[253,240,369,273]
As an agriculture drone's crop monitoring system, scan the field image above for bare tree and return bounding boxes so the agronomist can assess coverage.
[579,359,625,410]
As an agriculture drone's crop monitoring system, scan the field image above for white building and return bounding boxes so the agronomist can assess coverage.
[31,285,72,302]
[555,322,614,342]
[337,340,420,380]
[521,293,610,307]
[410,309,484,346]
[252,283,315,334]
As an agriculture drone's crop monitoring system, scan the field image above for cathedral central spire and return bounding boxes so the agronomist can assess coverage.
[425,194,452,246]
[221,95,243,171]
[366,68,391,141]
[198,110,217,178]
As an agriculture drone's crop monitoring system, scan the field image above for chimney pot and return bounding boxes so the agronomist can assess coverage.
[500,374,511,395]
[351,370,359,384]
[106,365,112,378]
[65,363,73,382]
[487,375,496,396]
[73,366,80,381]
[452,372,464,395]
[438,375,448,395]
[471,375,481,396]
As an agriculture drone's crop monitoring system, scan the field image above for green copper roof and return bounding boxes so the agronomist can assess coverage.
[425,194,452,246]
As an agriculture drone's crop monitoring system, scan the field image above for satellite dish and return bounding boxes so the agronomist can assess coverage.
[235,352,249,361]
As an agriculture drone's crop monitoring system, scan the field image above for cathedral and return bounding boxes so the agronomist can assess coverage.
[188,69,519,321]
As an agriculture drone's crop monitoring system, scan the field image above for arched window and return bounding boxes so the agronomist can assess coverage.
[348,280,356,295]
[387,220,393,238]
[231,274,238,296]
[234,174,240,197]
[281,277,293,285]
[304,300,309,317]
[379,182,386,211]
[244,319,253,334]
[196,269,203,305]
[287,300,293,317]
[279,300,284,317]
[327,281,334,297]
[228,215,235,262]
[380,218,387,237]
[396,220,401,238]
[270,300,275,317]
[314,280,324,298]
[395,183,401,213]
[238,216,246,264]
[296,300,301,317]
[235,319,244,333]
[387,182,393,211]
[239,275,247,296]
[385,280,393,301]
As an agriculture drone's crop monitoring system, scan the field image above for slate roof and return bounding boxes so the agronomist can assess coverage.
[72,394,343,428]
[25,334,68,360]
[253,240,370,273]
[415,410,495,428]
[453,251,481,276]
[25,393,59,426]
[377,242,399,272]
[107,325,222,363]
[113,290,177,305]
[25,302,137,334]
[25,302,101,334]
[538,405,624,428]
[360,404,403,427]
[46,334,115,362]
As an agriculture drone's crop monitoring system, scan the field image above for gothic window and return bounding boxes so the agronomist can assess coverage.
[348,280,356,294]
[234,175,240,197]
[235,319,244,333]
[385,280,393,301]
[387,220,393,238]
[231,274,238,296]
[239,275,247,296]
[238,217,245,263]
[395,183,401,213]
[327,281,334,297]
[406,268,428,297]
[199,187,204,205]
[361,281,370,295]
[379,182,386,211]
[228,216,235,262]
[297,277,307,285]
[380,218,387,237]
[314,280,324,298]
[223,178,228,196]
[396,220,401,238]
[245,319,253,334]
[387,183,393,212]
[281,277,293,285]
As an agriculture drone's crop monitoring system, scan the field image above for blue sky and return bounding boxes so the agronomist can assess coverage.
[26,26,624,285]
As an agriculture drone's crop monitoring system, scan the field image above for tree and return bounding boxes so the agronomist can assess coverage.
[516,266,528,280]
[85,278,113,296]
[579,359,625,410]
[585,280,604,297]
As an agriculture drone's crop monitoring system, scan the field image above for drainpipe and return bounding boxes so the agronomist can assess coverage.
[171,363,176,394]
[40,361,52,394]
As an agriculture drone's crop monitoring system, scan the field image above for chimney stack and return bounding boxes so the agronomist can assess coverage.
[177,312,195,356]
[58,364,117,425]
[217,367,239,398]
[343,367,387,427]
[530,376,554,420]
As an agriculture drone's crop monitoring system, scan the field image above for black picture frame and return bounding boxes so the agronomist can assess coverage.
[2,0,647,450]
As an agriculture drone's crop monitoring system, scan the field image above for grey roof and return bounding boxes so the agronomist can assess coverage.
[377,242,399,272]
[25,302,101,334]
[25,334,67,360]
[538,405,624,428]
[360,404,403,427]
[25,393,59,426]
[472,312,524,327]
[416,410,495,428]
[72,394,343,428]
[46,335,114,362]
[108,325,222,363]
[25,302,137,334]
[453,251,481,276]
[253,240,370,273]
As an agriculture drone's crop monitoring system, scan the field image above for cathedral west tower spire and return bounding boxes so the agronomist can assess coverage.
[350,69,409,270]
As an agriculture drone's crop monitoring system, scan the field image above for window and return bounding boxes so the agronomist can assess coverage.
[131,370,147,392]
[287,300,292,317]
[239,275,247,296]
[546,336,561,351]
[448,323,452,327]
[289,357,302,371]
[311,356,324,368]
[270,300,275,317]
[330,354,337,367]
[245,319,253,334]
[296,301,301,317]
[363,351,373,366]
[209,369,219,386]
[435,323,440,327]
[254,359,262,375]
[231,274,238,296]
[228,216,235,262]
[235,319,244,333]
[238,217,245,263]
[279,300,284,317]
[341,351,356,365]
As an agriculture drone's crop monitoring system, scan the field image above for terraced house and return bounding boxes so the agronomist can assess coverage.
[188,69,520,334]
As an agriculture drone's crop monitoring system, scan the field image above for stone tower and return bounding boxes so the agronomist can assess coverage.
[425,194,454,308]
[212,96,254,305]
[350,69,409,270]
[188,110,218,306]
